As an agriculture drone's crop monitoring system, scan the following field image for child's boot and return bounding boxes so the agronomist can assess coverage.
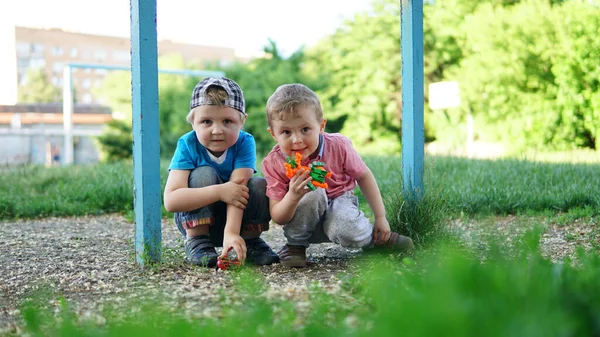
[384,232,414,251]
[277,244,307,268]
[244,237,280,265]
[185,234,218,267]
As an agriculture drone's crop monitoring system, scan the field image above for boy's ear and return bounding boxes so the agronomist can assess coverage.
[320,118,327,133]
[267,127,276,140]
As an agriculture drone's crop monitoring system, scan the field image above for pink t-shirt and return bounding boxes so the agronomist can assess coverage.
[261,133,368,201]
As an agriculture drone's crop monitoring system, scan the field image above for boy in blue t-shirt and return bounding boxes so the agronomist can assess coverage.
[164,77,279,267]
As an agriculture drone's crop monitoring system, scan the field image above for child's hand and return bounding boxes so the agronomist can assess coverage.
[288,168,312,200]
[373,217,391,245]
[220,177,250,209]
[222,232,247,264]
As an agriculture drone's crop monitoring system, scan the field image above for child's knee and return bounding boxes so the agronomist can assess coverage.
[325,217,372,248]
[241,223,269,236]
[297,188,327,210]
[286,189,327,225]
[245,177,270,225]
[188,166,220,188]
[331,231,369,248]
[247,176,267,198]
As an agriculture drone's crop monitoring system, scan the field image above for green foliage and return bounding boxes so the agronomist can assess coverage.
[157,75,198,156]
[93,70,134,160]
[95,120,133,161]
[17,68,61,103]
[450,1,561,150]
[93,70,132,117]
[551,1,600,150]
[437,0,600,152]
[305,0,402,154]
[356,236,600,336]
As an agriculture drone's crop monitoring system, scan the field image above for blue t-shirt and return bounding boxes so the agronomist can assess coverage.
[168,130,256,181]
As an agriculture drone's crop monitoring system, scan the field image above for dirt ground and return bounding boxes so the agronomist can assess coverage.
[0,214,362,332]
[0,213,597,333]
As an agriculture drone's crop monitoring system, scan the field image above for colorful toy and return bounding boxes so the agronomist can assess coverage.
[216,247,241,271]
[284,152,332,191]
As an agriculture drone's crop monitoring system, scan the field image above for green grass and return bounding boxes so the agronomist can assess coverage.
[359,156,600,216]
[2,155,598,221]
[426,156,600,215]
[0,160,167,220]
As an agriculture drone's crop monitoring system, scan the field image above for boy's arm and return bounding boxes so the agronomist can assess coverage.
[222,168,254,263]
[163,169,250,213]
[356,168,391,244]
[269,169,312,225]
[269,196,299,225]
[223,168,253,233]
[163,169,222,212]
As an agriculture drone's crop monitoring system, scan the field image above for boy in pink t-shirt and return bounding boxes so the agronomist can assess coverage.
[261,84,414,267]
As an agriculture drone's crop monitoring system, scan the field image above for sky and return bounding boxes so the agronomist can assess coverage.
[7,0,372,57]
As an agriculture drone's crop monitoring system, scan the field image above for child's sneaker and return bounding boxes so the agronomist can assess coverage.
[245,237,280,266]
[383,232,414,251]
[277,244,307,268]
[185,235,218,267]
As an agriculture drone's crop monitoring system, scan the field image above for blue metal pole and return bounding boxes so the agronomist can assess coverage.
[401,0,425,201]
[131,0,161,265]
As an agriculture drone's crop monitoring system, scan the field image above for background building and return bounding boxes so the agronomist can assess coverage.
[0,104,112,166]
[0,25,236,165]
[0,14,17,105]
[14,26,236,104]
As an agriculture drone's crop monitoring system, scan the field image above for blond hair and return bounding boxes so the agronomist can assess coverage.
[186,85,230,124]
[265,84,323,127]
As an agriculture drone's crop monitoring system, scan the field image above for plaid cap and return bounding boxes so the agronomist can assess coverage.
[189,77,245,114]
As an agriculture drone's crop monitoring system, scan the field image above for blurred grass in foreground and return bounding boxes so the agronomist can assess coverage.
[18,231,600,337]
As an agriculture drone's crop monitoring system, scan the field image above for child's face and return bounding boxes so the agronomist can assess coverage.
[268,106,326,159]
[191,105,246,157]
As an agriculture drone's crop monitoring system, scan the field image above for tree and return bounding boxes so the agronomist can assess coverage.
[551,0,600,150]
[443,0,600,152]
[304,0,403,155]
[17,68,61,103]
[93,70,133,160]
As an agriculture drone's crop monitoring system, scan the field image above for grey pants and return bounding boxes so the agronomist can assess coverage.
[284,188,373,248]
[174,166,271,247]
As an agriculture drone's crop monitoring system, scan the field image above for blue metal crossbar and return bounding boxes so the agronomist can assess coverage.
[67,63,225,77]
